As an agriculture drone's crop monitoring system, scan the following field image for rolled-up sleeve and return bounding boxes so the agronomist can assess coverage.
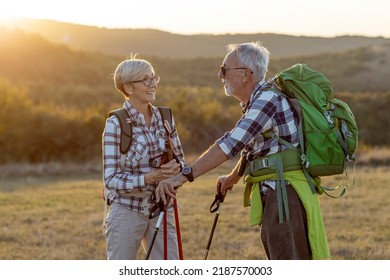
[217,95,276,159]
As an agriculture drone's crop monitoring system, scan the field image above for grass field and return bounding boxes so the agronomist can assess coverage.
[0,162,389,260]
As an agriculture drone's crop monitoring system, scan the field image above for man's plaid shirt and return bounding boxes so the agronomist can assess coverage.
[217,81,300,163]
[103,99,185,213]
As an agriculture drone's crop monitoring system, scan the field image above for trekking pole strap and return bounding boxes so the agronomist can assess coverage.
[204,189,228,259]
[149,200,165,219]
[145,196,171,260]
[209,192,226,213]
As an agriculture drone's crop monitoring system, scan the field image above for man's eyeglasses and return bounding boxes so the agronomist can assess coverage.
[219,66,253,77]
[129,75,160,88]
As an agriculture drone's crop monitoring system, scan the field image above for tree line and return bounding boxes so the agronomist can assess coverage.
[1,76,389,163]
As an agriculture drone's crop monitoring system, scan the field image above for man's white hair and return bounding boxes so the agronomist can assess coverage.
[227,42,270,81]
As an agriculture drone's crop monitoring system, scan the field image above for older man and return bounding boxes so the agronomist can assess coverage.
[156,42,330,260]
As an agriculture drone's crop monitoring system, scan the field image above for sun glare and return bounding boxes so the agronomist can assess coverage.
[0,5,26,23]
[0,0,389,38]
[0,1,59,24]
[0,11,13,23]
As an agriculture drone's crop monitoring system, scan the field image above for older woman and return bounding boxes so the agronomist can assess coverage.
[102,56,185,260]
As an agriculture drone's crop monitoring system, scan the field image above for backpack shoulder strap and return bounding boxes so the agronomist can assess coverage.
[261,86,300,150]
[158,106,173,135]
[109,108,132,154]
[103,108,131,210]
[158,106,176,161]
[107,107,173,168]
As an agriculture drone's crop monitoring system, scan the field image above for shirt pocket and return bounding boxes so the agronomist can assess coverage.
[126,135,148,166]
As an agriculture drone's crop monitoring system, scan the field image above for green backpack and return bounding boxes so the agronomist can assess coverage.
[267,63,358,197]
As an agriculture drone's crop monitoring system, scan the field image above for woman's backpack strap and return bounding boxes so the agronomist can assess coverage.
[109,108,132,155]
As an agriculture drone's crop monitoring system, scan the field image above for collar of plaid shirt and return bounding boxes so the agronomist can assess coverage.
[241,81,275,114]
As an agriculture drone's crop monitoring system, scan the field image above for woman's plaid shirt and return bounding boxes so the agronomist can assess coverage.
[103,99,185,213]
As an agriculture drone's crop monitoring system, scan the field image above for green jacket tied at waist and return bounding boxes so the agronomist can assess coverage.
[244,170,330,260]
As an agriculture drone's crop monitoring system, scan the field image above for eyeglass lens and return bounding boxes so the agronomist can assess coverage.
[143,76,160,87]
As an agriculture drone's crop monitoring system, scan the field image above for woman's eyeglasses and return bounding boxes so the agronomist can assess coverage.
[129,75,160,88]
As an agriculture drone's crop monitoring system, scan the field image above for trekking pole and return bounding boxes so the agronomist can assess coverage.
[145,130,178,260]
[204,190,227,260]
[145,196,171,260]
[173,198,184,259]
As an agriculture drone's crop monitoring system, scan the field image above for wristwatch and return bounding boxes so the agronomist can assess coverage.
[181,165,194,182]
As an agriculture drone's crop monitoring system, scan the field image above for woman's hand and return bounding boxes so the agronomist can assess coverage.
[144,159,181,185]
[160,159,181,177]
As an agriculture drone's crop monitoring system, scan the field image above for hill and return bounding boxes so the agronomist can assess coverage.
[2,27,390,92]
[2,18,390,59]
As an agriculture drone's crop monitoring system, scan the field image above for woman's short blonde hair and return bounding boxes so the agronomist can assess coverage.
[113,54,154,97]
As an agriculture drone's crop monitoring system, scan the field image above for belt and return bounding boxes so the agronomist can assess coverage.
[117,190,154,216]
[119,190,153,199]
[103,190,154,235]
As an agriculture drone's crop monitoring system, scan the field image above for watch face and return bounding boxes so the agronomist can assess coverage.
[182,166,191,175]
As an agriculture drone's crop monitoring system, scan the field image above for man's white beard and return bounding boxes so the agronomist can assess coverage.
[224,83,235,96]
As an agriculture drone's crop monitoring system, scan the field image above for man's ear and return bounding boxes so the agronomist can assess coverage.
[243,68,253,83]
[242,72,250,83]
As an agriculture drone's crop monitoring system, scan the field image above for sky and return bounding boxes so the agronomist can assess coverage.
[1,0,389,38]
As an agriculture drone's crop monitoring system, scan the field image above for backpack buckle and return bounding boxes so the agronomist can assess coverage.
[301,154,310,168]
[261,158,270,168]
[249,157,270,174]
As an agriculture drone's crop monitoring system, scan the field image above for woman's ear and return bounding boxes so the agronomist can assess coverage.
[123,83,134,95]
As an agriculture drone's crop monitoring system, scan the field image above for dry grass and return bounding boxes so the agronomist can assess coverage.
[355,146,390,166]
[0,162,389,260]
[319,166,390,259]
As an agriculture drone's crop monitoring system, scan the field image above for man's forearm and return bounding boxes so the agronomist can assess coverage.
[191,143,229,179]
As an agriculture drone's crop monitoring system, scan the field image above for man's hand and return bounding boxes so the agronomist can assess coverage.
[216,173,240,195]
[156,176,184,204]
